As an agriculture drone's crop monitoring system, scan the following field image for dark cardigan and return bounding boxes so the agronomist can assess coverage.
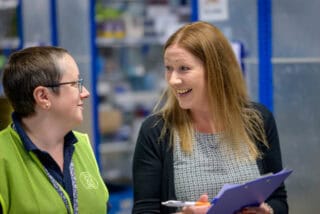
[132,103,288,214]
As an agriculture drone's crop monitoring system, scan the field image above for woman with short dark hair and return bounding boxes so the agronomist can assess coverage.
[0,46,109,214]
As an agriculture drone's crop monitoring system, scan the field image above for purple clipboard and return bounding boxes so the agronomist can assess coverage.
[207,168,293,214]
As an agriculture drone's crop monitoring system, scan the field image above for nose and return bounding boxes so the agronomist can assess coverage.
[80,86,90,98]
[167,71,182,85]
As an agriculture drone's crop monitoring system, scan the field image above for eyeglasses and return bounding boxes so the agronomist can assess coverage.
[45,78,84,93]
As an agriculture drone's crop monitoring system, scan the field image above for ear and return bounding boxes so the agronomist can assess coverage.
[33,86,51,109]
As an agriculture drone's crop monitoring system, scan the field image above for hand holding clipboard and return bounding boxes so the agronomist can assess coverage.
[162,169,292,213]
[206,168,292,214]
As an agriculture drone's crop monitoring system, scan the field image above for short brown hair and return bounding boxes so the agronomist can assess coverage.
[2,46,69,117]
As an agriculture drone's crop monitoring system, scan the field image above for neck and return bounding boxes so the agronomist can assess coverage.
[22,116,66,148]
[22,115,67,170]
[191,110,217,133]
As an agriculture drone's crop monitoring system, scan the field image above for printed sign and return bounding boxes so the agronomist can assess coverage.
[199,0,229,21]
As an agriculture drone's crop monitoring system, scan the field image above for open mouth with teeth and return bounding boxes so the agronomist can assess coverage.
[177,88,192,95]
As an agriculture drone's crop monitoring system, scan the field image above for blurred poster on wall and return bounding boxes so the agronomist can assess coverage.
[199,0,229,21]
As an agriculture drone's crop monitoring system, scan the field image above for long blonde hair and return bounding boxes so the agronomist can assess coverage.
[154,21,267,160]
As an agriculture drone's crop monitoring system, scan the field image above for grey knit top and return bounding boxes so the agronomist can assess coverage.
[173,131,260,201]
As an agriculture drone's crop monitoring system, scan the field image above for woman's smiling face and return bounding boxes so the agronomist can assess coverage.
[164,45,209,112]
[48,54,90,128]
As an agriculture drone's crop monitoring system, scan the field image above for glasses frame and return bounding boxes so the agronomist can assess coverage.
[45,78,84,93]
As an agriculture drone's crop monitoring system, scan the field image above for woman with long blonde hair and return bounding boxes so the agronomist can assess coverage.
[132,21,288,214]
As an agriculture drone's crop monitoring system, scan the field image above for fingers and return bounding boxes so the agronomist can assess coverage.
[176,193,210,214]
[181,204,210,214]
[238,203,273,214]
[197,194,209,202]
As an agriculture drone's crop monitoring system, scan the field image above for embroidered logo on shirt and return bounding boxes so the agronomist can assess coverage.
[80,172,98,189]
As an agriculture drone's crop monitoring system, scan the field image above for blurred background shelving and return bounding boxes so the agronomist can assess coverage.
[94,0,191,188]
[0,0,19,49]
[0,0,21,129]
[94,2,191,212]
[0,0,319,213]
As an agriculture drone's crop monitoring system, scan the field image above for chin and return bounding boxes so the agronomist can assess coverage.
[74,116,83,125]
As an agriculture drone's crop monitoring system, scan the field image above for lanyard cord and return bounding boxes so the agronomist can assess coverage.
[44,161,78,214]
[11,123,79,213]
[70,161,78,214]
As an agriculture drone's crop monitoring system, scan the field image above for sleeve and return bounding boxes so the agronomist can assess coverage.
[132,116,164,214]
[256,104,289,214]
